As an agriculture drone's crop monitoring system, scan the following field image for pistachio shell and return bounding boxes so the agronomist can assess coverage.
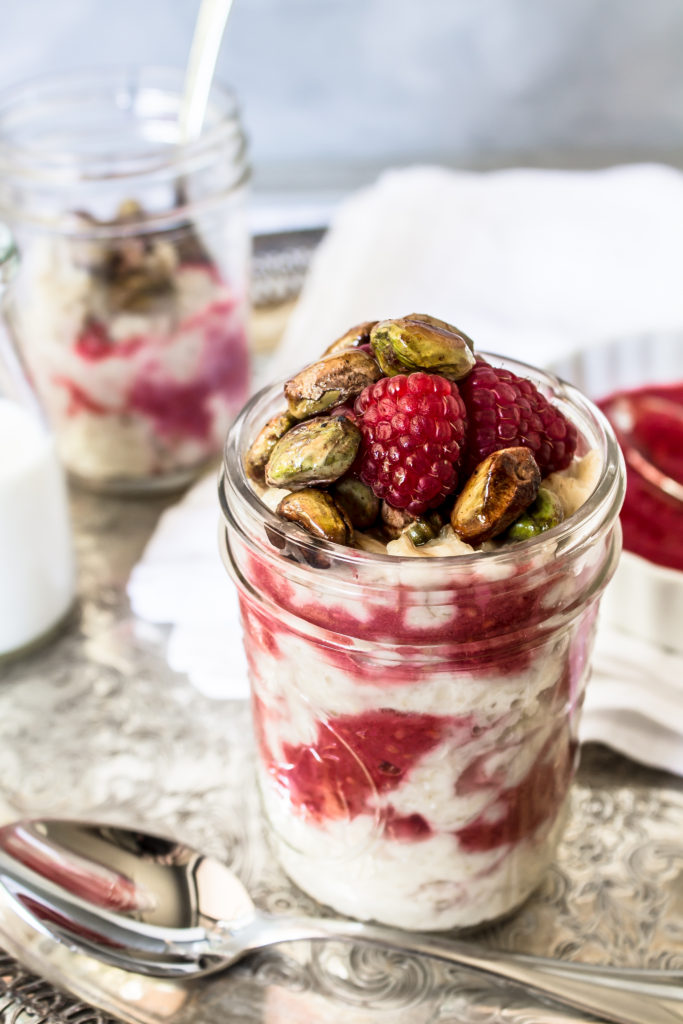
[370,316,476,380]
[265,415,361,490]
[322,320,378,357]
[332,477,380,528]
[507,487,565,541]
[284,349,381,419]
[244,410,297,482]
[276,489,353,545]
[451,446,541,545]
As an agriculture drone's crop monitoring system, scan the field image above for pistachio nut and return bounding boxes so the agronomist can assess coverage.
[451,446,541,545]
[276,489,353,545]
[370,316,476,381]
[332,477,380,528]
[507,486,565,542]
[104,233,179,312]
[68,196,208,308]
[406,313,475,352]
[322,320,378,357]
[406,511,444,546]
[380,501,414,539]
[244,410,297,482]
[265,415,361,490]
[116,198,145,222]
[284,349,381,419]
[106,262,175,312]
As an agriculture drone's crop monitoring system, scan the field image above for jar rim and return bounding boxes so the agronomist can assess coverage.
[0,65,247,190]
[220,352,626,572]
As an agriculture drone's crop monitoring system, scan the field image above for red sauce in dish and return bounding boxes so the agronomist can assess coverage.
[598,383,683,571]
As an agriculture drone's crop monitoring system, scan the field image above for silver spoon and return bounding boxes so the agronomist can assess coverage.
[0,819,680,1024]
[172,0,236,214]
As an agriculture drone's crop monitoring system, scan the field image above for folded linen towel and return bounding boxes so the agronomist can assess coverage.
[270,163,683,378]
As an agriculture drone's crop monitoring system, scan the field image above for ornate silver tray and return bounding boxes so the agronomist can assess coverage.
[0,404,682,1022]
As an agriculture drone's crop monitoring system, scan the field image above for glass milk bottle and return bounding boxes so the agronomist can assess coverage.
[0,224,75,663]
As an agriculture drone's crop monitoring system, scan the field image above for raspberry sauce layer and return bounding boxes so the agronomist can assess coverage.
[253,700,574,853]
[61,292,249,442]
[244,550,570,677]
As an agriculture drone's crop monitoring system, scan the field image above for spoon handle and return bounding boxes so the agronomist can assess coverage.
[237,915,683,1024]
[179,0,236,142]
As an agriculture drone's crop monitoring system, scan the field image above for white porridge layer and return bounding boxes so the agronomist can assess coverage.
[265,783,569,930]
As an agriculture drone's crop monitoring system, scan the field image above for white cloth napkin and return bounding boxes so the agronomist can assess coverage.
[271,163,683,378]
[581,633,683,775]
[130,473,248,700]
[128,163,683,775]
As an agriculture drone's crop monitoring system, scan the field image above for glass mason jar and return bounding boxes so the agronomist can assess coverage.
[0,224,75,662]
[0,68,250,493]
[219,356,625,931]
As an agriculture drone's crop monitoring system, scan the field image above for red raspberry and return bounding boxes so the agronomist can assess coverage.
[459,360,578,476]
[354,372,467,516]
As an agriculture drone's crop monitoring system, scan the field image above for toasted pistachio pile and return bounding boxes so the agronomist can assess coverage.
[244,314,566,552]
[69,198,213,315]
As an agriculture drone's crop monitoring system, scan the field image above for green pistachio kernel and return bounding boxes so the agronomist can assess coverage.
[406,512,444,546]
[507,487,565,541]
[265,415,361,490]
[244,410,297,482]
[276,488,353,545]
[284,349,380,419]
[370,315,476,380]
[332,477,380,528]
[322,320,378,357]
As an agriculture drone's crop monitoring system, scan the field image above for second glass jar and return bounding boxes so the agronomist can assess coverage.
[0,67,251,492]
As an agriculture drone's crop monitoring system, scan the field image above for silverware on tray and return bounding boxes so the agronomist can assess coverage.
[1,819,681,1024]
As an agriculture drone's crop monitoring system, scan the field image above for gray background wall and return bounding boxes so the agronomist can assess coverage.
[2,0,683,199]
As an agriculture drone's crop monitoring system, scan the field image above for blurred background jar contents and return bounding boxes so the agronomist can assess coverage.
[0,225,75,660]
[599,378,683,573]
[0,67,250,493]
[556,333,683,657]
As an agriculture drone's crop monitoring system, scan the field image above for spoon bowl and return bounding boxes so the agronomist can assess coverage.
[0,819,681,1024]
[0,820,251,976]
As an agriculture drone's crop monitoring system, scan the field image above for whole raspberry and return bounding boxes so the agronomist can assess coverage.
[354,372,467,516]
[459,360,578,476]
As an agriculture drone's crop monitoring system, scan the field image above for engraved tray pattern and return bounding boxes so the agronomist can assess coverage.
[0,479,682,1024]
